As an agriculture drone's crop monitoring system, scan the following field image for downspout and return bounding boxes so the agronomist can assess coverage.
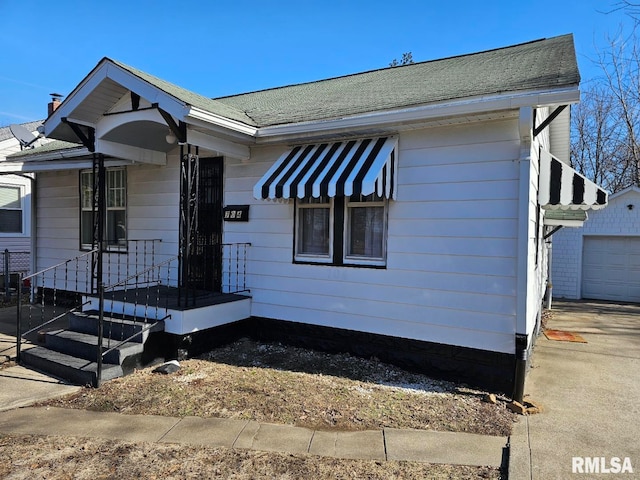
[545,239,553,310]
[543,225,563,310]
[513,107,533,403]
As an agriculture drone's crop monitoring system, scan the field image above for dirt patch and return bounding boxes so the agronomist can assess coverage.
[0,433,500,479]
[43,338,516,436]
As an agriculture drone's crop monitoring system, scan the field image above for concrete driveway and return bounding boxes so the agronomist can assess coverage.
[510,300,640,479]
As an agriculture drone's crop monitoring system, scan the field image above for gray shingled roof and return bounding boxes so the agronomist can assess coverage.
[213,34,579,127]
[113,34,579,129]
[110,59,257,126]
[0,120,44,142]
[7,140,83,158]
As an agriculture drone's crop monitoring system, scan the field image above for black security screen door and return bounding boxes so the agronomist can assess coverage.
[188,157,223,292]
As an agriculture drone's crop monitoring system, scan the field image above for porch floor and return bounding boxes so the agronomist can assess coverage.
[100,286,250,312]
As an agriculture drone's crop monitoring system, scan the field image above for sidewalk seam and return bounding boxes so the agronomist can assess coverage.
[526,415,533,480]
[156,416,183,443]
[382,428,388,461]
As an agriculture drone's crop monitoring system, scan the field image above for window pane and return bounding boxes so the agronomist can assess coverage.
[107,169,126,208]
[80,168,127,248]
[0,210,22,233]
[81,211,94,245]
[0,186,20,209]
[298,207,330,255]
[348,206,384,257]
[81,172,94,209]
[107,210,126,246]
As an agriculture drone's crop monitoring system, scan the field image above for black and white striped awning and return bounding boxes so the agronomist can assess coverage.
[254,137,398,200]
[539,148,607,210]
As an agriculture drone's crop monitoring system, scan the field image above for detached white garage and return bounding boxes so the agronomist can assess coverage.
[553,186,640,302]
[581,236,640,302]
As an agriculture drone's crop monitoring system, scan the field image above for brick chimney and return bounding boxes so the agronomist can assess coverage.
[48,93,63,116]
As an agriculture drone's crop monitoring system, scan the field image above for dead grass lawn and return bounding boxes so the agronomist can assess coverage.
[43,338,515,436]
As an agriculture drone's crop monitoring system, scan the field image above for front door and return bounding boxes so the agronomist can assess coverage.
[188,157,223,292]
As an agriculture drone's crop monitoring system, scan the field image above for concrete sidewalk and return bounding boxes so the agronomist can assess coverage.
[0,364,81,412]
[0,405,508,467]
[509,300,640,479]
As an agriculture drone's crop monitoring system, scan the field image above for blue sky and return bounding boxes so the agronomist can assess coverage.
[0,0,636,126]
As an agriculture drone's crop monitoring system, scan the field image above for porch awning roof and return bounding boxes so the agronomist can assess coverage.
[254,136,397,200]
[538,148,607,211]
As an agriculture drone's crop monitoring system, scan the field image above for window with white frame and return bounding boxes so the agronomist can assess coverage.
[0,185,23,234]
[80,168,127,249]
[345,194,387,265]
[295,194,388,267]
[295,196,332,262]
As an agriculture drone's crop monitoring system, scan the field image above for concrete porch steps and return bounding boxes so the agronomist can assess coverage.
[42,329,144,365]
[20,311,165,387]
[21,347,123,386]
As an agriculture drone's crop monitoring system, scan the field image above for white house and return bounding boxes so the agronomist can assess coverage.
[2,34,607,396]
[552,185,640,302]
[0,120,46,280]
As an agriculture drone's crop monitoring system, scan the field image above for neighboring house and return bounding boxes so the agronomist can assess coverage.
[552,185,640,303]
[0,120,46,279]
[2,34,607,396]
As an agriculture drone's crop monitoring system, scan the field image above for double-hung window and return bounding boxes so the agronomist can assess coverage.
[295,193,388,267]
[80,168,127,249]
[295,196,332,262]
[0,185,23,234]
[345,194,387,265]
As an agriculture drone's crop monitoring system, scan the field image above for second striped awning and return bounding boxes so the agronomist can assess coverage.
[538,148,608,210]
[254,137,398,200]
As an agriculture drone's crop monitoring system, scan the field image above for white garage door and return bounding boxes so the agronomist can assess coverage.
[582,236,640,302]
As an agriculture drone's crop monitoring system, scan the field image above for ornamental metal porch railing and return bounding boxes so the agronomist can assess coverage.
[14,241,251,386]
[15,239,163,363]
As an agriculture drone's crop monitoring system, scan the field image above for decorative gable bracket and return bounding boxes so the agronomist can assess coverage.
[156,104,186,144]
[533,105,567,138]
[61,118,95,152]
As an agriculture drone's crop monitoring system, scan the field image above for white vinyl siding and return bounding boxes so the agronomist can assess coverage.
[36,155,180,277]
[226,120,521,354]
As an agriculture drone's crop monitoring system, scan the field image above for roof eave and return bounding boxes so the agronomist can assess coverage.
[186,107,258,138]
[252,86,580,142]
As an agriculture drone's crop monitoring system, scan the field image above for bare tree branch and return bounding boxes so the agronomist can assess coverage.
[571,26,640,192]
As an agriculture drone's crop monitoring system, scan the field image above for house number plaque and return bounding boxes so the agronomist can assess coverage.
[223,205,249,222]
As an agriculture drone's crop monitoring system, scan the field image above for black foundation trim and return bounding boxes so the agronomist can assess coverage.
[168,316,515,394]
